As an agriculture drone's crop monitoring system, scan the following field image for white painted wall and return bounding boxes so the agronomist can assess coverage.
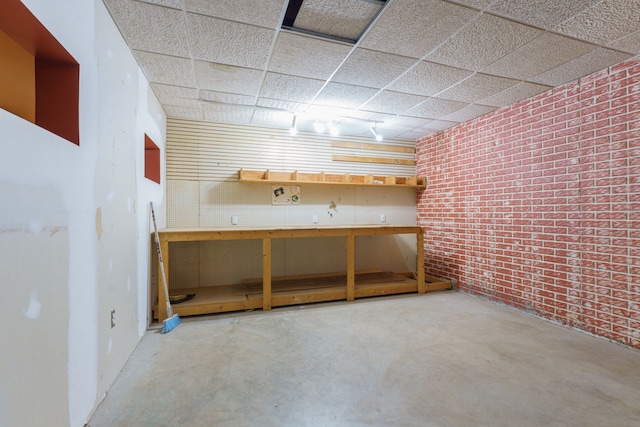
[0,1,165,426]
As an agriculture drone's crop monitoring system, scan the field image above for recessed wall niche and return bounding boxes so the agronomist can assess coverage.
[0,0,80,145]
[144,134,161,184]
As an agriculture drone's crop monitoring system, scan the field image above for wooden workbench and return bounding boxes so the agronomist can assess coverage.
[154,225,449,321]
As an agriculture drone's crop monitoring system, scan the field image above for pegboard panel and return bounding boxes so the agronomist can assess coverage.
[355,234,417,272]
[168,242,199,289]
[199,239,263,286]
[166,180,198,228]
[271,237,347,277]
[166,118,417,182]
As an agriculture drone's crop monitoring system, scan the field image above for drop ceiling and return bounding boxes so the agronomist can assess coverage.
[103,0,640,141]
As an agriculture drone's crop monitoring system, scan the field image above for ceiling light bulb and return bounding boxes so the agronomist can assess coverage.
[328,122,339,136]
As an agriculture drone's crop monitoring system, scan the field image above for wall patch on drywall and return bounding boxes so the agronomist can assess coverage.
[23,289,41,320]
[95,207,103,240]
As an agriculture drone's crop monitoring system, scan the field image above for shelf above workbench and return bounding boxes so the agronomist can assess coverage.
[238,169,426,188]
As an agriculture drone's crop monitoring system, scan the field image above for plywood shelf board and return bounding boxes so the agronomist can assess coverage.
[154,271,451,319]
[238,169,426,188]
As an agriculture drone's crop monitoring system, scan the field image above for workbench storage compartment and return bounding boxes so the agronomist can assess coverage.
[153,226,450,321]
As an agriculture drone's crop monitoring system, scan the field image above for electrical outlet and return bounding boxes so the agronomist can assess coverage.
[312,214,318,224]
[231,215,238,225]
[380,214,386,223]
[110,310,115,328]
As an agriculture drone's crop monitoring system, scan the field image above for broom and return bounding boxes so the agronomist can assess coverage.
[150,202,181,333]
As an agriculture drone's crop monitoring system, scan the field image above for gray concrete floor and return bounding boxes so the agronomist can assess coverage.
[88,292,640,427]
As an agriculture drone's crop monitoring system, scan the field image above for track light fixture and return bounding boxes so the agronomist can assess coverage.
[313,119,326,133]
[289,114,297,136]
[370,123,382,141]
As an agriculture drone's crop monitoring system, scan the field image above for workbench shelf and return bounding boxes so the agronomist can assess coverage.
[238,169,426,188]
[153,271,451,318]
[152,226,450,321]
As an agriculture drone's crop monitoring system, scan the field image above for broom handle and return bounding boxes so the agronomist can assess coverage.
[150,202,173,318]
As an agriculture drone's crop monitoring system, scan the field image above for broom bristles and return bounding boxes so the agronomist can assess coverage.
[161,314,181,334]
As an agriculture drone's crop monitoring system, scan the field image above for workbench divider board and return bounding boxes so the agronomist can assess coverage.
[154,225,446,322]
[238,169,426,188]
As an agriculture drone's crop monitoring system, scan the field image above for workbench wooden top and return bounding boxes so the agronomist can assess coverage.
[156,225,422,241]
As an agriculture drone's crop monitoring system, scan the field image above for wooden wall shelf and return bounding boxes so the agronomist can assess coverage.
[152,226,450,321]
[239,169,426,188]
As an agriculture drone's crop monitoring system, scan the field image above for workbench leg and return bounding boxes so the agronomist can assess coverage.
[158,239,170,321]
[346,235,355,302]
[417,231,425,294]
[263,238,272,311]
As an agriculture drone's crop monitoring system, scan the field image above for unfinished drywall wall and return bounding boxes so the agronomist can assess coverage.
[165,119,420,289]
[417,55,640,349]
[0,0,165,426]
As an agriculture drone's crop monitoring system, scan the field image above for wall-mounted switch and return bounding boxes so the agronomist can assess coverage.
[312,214,318,224]
[380,214,386,223]
[231,215,238,225]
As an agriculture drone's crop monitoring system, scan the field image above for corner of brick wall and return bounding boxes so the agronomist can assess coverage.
[417,55,640,349]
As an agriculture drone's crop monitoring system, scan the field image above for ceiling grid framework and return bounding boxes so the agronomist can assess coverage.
[104,0,640,141]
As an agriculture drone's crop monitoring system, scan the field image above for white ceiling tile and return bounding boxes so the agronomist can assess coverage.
[199,90,257,106]
[480,82,551,107]
[361,91,427,115]
[164,105,204,120]
[151,84,201,108]
[304,105,365,120]
[378,125,417,139]
[488,0,600,30]
[293,0,382,41]
[151,83,199,101]
[607,30,640,54]
[449,0,492,9]
[107,0,640,141]
[420,119,460,132]
[202,104,254,124]
[133,50,196,87]
[405,98,470,119]
[556,0,640,45]
[482,33,596,80]
[332,49,417,88]
[136,0,182,9]
[250,109,293,128]
[256,98,308,112]
[104,0,189,57]
[185,0,285,28]
[396,130,427,140]
[438,73,519,103]
[268,32,352,80]
[187,13,274,68]
[313,83,380,108]
[387,116,432,128]
[259,73,326,102]
[529,48,632,87]
[388,61,474,96]
[440,103,497,122]
[360,0,478,58]
[194,61,263,96]
[427,14,542,70]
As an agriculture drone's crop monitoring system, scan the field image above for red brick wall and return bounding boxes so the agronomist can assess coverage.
[417,56,640,349]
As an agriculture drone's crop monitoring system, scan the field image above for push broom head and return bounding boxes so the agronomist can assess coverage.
[161,313,181,334]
